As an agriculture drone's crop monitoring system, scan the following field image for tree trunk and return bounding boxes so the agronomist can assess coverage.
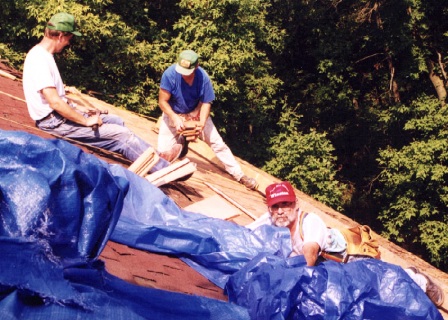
[426,58,447,106]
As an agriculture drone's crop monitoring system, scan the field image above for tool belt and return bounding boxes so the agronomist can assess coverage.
[321,225,381,263]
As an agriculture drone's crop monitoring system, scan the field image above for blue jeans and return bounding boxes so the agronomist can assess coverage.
[36,112,169,172]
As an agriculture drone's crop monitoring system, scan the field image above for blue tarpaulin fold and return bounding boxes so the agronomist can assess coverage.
[0,130,443,319]
[225,254,443,319]
[0,130,248,320]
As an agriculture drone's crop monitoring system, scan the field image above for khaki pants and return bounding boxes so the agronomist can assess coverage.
[158,113,244,180]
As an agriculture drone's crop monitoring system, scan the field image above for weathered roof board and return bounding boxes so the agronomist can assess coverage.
[1,63,447,317]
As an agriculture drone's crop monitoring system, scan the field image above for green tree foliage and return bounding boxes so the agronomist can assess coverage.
[1,0,448,271]
[155,0,285,164]
[264,108,348,211]
[375,96,448,269]
[0,0,285,165]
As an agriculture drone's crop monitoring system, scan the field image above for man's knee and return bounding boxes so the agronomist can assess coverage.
[102,114,125,126]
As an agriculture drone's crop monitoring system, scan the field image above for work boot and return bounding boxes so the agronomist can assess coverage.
[408,267,444,307]
[179,137,190,159]
[159,144,182,163]
[238,175,258,190]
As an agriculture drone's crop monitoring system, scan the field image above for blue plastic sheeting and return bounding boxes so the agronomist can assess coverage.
[0,130,443,319]
[0,131,249,320]
[0,131,126,260]
[109,165,292,288]
[0,237,248,320]
[226,254,443,320]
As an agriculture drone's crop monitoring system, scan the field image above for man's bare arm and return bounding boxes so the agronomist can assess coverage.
[158,88,184,131]
[302,242,321,266]
[41,87,100,127]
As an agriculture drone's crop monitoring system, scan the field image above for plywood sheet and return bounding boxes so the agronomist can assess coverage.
[184,194,241,220]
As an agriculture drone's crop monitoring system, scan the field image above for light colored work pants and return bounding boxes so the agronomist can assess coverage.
[158,113,244,180]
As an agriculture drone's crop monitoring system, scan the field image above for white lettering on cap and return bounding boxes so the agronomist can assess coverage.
[269,184,292,198]
[270,191,290,198]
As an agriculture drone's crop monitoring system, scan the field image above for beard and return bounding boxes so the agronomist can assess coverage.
[272,214,294,228]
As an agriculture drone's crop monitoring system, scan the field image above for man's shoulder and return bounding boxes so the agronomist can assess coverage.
[25,45,51,64]
[299,210,325,226]
[163,64,177,75]
[197,67,211,79]
[161,65,178,87]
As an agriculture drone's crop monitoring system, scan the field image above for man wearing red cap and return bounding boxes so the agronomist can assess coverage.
[23,13,181,168]
[247,181,444,307]
[262,181,329,266]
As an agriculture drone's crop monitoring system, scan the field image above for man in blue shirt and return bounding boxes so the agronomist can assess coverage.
[157,50,257,189]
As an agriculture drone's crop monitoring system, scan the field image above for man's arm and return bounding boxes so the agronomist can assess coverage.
[158,88,184,131]
[198,102,211,127]
[195,102,211,139]
[302,242,321,266]
[41,87,100,127]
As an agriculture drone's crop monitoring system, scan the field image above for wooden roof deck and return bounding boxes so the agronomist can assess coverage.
[1,62,447,317]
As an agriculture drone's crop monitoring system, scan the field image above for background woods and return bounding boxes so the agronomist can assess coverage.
[0,0,447,271]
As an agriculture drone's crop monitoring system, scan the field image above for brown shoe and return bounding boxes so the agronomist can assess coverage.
[239,175,258,190]
[159,144,182,163]
[408,267,444,307]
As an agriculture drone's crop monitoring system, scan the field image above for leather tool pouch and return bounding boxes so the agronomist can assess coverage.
[339,225,381,260]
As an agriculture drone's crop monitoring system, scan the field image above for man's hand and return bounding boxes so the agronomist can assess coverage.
[85,113,102,128]
[196,123,205,140]
[171,114,185,131]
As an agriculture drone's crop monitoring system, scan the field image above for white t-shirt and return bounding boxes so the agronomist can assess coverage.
[22,45,66,120]
[290,209,329,257]
[247,209,329,256]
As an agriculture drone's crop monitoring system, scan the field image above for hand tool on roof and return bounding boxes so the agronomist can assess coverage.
[65,86,108,130]
[87,109,108,131]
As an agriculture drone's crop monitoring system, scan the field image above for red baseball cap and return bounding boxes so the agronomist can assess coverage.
[265,181,296,207]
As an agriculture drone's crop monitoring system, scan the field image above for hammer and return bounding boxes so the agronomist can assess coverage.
[67,86,108,130]
[89,109,109,131]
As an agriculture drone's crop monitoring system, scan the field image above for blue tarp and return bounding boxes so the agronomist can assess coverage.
[0,130,443,319]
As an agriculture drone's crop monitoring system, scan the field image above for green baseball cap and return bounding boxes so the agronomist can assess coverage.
[47,12,82,36]
[175,50,199,76]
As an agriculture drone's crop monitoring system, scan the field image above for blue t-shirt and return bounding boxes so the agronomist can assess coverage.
[160,65,215,114]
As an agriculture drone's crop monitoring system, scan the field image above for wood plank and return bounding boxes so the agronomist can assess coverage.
[128,147,158,177]
[203,182,258,220]
[184,195,241,220]
[149,162,197,187]
[0,70,16,81]
[134,153,158,176]
[146,158,191,182]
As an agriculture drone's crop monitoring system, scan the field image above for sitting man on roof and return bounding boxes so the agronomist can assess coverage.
[22,12,182,170]
[247,181,445,308]
[157,49,257,189]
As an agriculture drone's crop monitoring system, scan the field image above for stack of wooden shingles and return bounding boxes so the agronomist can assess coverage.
[128,147,196,186]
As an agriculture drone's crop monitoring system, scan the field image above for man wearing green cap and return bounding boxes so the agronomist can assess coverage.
[157,49,257,189]
[22,13,181,168]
